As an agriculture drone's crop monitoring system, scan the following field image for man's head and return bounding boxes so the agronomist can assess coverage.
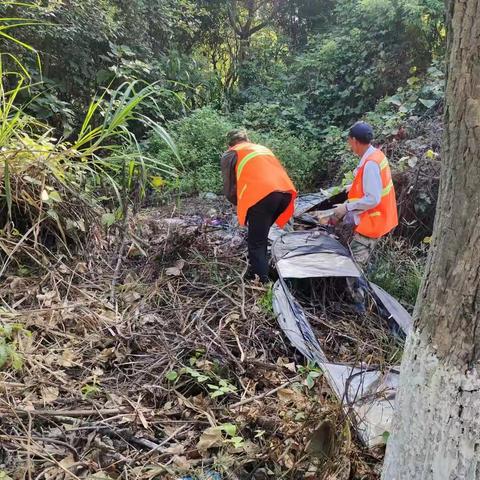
[348,121,374,156]
[227,129,249,147]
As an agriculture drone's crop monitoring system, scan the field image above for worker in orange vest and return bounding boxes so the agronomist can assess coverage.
[331,121,398,313]
[221,130,297,283]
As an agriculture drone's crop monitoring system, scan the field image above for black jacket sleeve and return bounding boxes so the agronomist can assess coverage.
[220,150,238,205]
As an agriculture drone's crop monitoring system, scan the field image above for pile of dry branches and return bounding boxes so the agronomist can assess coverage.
[0,199,384,479]
[290,278,404,366]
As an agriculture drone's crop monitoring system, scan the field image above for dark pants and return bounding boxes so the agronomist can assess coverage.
[246,192,291,282]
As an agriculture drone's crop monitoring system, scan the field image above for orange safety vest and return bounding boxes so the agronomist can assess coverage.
[231,142,297,227]
[348,149,398,239]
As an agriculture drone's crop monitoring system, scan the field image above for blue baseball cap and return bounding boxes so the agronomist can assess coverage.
[349,121,374,144]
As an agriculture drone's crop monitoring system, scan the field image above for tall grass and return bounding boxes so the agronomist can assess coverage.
[72,81,179,208]
[368,237,427,312]
[0,71,178,275]
[0,2,180,275]
[0,1,43,76]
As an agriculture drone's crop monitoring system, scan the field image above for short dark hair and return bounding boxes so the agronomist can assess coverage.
[227,129,249,147]
[349,121,374,145]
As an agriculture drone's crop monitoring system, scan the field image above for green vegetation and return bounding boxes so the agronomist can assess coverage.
[369,238,428,311]
[0,322,29,370]
[0,0,445,327]
[0,0,445,194]
[0,2,446,475]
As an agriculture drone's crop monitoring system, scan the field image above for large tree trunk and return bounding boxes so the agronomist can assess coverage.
[382,1,480,479]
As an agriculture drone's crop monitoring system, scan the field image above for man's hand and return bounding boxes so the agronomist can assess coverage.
[333,203,348,220]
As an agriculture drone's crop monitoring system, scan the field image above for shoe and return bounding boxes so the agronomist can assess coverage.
[244,268,255,281]
[244,269,270,284]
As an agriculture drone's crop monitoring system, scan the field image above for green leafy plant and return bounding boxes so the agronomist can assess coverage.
[165,365,237,399]
[298,361,322,389]
[384,63,444,118]
[81,381,102,398]
[219,423,245,449]
[0,322,30,370]
[207,379,237,399]
[259,283,274,314]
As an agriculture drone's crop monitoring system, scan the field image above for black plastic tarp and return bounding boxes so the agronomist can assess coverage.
[271,195,413,447]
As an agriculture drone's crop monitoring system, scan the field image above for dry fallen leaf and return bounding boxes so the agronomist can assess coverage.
[136,408,150,429]
[172,455,191,470]
[58,349,76,367]
[166,259,186,276]
[165,443,185,455]
[41,386,59,405]
[36,290,57,307]
[76,262,87,273]
[98,347,116,362]
[123,291,141,303]
[9,277,26,290]
[86,473,115,480]
[197,426,223,451]
[277,388,298,403]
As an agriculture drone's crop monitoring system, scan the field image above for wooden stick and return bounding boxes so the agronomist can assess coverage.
[230,375,301,409]
[0,408,128,418]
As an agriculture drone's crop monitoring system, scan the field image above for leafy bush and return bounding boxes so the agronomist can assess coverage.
[251,131,325,192]
[377,62,445,128]
[237,98,321,142]
[146,106,329,194]
[369,237,427,311]
[146,107,234,194]
[277,0,445,130]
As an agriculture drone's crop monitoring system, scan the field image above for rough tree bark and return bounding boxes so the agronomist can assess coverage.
[382,1,480,479]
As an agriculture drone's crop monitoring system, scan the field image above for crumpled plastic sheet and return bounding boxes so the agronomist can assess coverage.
[294,189,335,216]
[270,208,412,447]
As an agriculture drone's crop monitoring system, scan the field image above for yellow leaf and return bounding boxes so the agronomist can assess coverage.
[151,176,166,188]
[49,191,62,202]
[423,236,432,244]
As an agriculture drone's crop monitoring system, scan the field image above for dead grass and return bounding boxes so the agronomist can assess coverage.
[0,201,384,479]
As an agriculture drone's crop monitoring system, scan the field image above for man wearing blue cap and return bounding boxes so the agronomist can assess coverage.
[331,121,398,313]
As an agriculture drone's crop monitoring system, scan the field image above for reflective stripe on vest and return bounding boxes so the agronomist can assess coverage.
[379,158,389,170]
[230,142,297,228]
[238,184,247,199]
[349,179,393,203]
[236,148,274,179]
[382,179,394,197]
